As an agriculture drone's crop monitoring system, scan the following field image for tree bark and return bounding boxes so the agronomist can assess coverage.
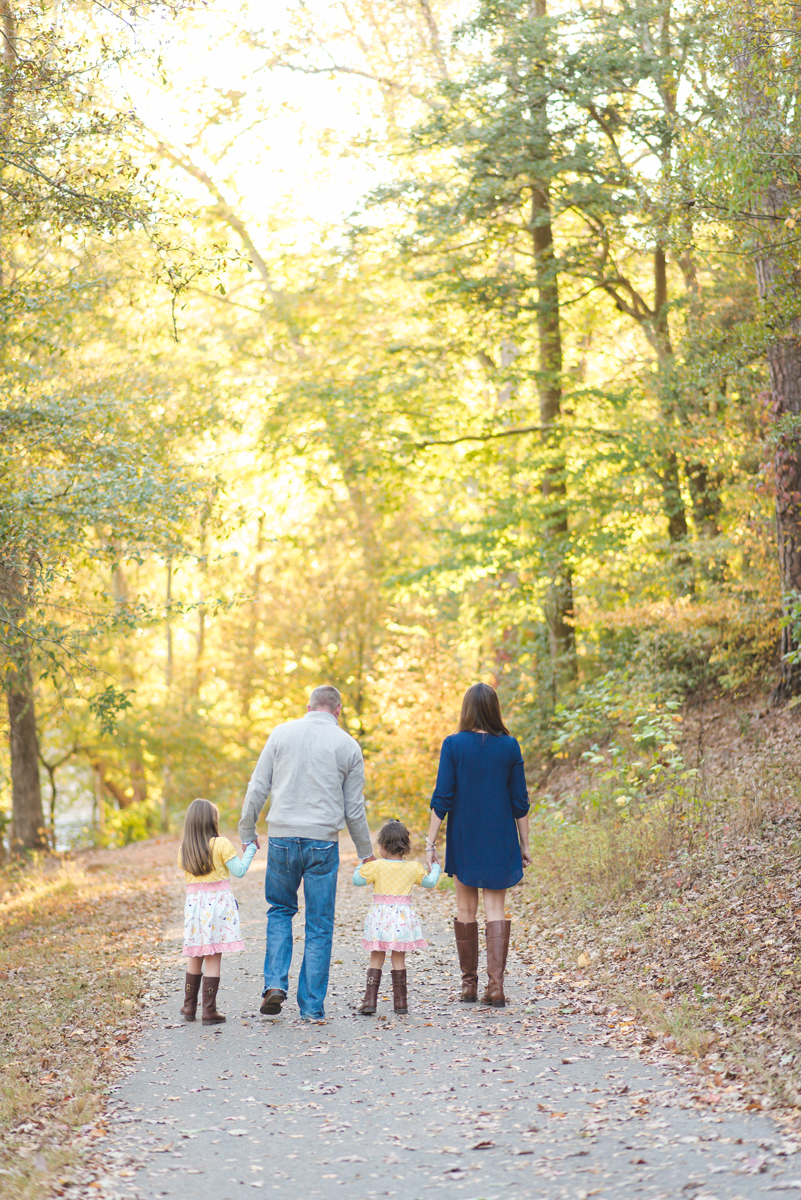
[652,246,690,543]
[0,5,45,853]
[531,181,576,685]
[734,2,801,699]
[6,664,46,852]
[527,0,576,688]
[686,461,723,541]
[110,559,147,804]
[756,251,801,700]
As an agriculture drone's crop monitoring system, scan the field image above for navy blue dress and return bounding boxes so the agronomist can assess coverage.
[430,731,530,889]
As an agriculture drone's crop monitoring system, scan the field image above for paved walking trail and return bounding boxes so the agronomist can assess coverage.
[93,841,801,1200]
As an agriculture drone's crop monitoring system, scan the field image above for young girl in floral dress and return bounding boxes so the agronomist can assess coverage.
[178,798,257,1024]
[353,819,440,1015]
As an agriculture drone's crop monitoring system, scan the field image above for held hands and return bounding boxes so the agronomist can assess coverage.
[242,835,261,852]
[426,841,440,869]
[361,853,377,864]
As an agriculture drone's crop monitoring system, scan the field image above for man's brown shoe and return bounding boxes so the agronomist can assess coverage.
[260,988,287,1015]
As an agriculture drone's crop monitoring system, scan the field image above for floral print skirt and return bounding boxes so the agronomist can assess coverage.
[362,894,427,953]
[183,880,244,957]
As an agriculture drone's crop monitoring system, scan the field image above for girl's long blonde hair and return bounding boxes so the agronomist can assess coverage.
[180,798,220,876]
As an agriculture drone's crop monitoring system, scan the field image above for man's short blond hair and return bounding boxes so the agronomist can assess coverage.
[309,685,342,713]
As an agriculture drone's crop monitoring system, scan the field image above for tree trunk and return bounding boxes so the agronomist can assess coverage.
[532,179,576,685]
[93,762,106,844]
[653,247,690,543]
[6,664,46,852]
[756,250,801,700]
[528,0,576,688]
[0,2,44,854]
[165,558,173,690]
[0,549,46,852]
[734,0,801,699]
[686,461,723,541]
[241,516,265,720]
[110,559,147,803]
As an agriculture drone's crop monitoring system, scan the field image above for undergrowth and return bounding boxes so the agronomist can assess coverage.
[517,697,801,1114]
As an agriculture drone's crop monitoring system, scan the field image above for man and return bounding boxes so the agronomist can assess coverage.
[239,684,375,1020]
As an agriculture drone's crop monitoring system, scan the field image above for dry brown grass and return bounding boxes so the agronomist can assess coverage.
[0,843,177,1200]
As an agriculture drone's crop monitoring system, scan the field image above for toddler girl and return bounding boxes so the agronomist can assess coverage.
[178,798,257,1024]
[353,818,440,1015]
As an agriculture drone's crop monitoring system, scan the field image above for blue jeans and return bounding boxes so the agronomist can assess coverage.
[263,837,339,1019]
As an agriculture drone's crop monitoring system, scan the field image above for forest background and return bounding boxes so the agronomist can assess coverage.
[3,0,801,867]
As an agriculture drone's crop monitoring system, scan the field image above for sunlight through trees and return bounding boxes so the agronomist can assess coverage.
[1,0,799,851]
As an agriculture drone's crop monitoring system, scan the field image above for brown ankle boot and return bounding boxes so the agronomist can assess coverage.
[454,920,479,1002]
[480,919,511,1008]
[180,971,202,1021]
[357,968,382,1015]
[391,969,408,1014]
[201,976,226,1025]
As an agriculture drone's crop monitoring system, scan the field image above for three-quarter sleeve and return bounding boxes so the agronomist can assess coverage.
[226,842,257,879]
[509,739,530,818]
[431,738,456,817]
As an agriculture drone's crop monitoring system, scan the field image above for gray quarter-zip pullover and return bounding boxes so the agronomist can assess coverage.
[238,710,372,856]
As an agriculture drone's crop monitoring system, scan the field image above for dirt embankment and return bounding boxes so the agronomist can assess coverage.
[514,696,801,1127]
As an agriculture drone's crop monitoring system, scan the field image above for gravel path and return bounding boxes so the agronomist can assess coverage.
[93,841,801,1200]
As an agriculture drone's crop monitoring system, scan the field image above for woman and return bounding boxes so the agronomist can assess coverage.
[426,682,531,1008]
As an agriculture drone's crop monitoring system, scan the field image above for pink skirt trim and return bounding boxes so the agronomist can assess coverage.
[186,880,232,894]
[373,894,412,905]
[362,938,427,952]
[183,940,245,956]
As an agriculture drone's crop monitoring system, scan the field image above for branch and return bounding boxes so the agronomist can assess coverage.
[412,423,622,448]
[148,138,306,349]
[267,58,446,110]
[417,0,449,80]
[38,743,79,772]
[600,277,653,325]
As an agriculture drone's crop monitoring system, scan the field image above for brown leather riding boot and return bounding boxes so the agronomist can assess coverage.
[391,969,408,1014]
[357,969,382,1015]
[454,919,479,1002]
[480,919,512,1008]
[180,971,202,1021]
[201,976,226,1025]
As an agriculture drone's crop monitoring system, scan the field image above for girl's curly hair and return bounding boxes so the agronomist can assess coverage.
[377,818,411,857]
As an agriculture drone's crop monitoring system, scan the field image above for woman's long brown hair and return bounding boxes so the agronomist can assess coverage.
[180,798,220,876]
[456,682,510,737]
